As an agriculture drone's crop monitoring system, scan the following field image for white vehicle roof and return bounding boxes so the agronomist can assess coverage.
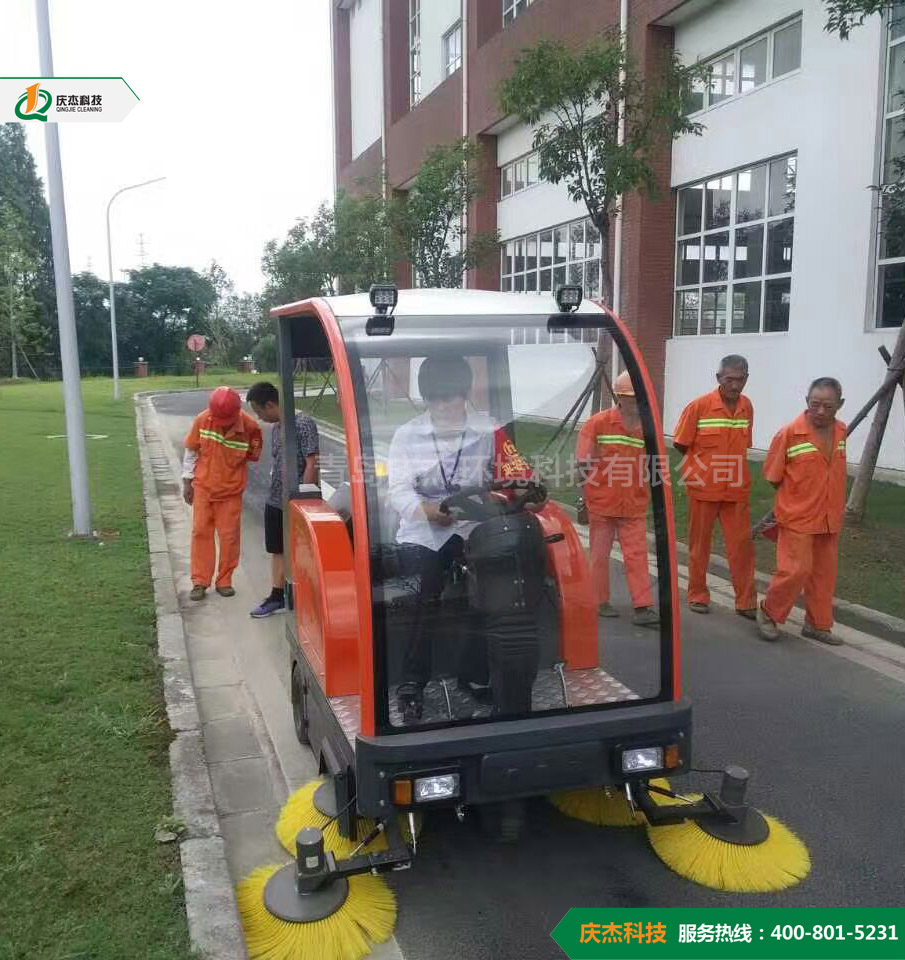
[320,288,605,318]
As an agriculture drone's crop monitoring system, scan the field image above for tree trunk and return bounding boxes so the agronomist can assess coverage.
[591,213,613,414]
[846,321,905,522]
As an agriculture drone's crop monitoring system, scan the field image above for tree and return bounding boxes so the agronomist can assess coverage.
[0,203,46,377]
[401,139,499,288]
[72,271,112,373]
[499,31,708,305]
[262,203,339,307]
[824,0,898,38]
[334,187,404,292]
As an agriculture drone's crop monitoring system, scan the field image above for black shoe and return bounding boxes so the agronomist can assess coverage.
[397,682,424,722]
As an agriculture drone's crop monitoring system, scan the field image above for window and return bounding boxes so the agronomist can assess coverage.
[692,17,802,114]
[503,0,536,27]
[876,2,905,328]
[443,20,462,77]
[501,216,602,342]
[674,154,796,336]
[500,150,540,198]
[409,0,421,107]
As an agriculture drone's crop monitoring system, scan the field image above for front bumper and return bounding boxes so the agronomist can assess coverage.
[354,699,691,817]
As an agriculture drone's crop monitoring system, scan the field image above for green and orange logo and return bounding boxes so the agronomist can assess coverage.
[15,82,52,121]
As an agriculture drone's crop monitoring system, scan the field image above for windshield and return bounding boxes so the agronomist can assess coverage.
[342,313,672,733]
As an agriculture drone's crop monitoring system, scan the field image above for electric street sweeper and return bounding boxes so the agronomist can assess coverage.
[237,287,810,960]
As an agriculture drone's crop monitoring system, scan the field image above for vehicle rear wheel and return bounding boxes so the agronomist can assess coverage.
[291,665,309,744]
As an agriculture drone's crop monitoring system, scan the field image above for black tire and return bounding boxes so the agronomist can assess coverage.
[291,665,309,744]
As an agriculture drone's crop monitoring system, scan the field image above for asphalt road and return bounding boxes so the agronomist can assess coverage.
[154,390,905,960]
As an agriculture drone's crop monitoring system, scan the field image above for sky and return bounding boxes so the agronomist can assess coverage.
[1,0,334,294]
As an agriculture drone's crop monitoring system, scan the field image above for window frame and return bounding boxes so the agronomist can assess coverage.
[409,0,421,107]
[688,15,803,116]
[443,20,462,78]
[500,149,541,199]
[503,0,536,28]
[875,3,905,329]
[673,154,797,338]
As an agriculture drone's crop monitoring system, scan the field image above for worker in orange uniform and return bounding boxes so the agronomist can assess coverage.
[756,377,847,646]
[577,371,659,627]
[182,386,263,601]
[673,355,757,619]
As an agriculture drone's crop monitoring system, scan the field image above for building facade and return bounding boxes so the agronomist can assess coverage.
[332,0,905,473]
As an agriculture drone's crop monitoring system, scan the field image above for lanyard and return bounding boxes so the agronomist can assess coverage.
[431,430,467,494]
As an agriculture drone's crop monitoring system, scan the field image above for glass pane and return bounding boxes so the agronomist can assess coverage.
[769,156,797,216]
[515,239,525,274]
[890,43,905,113]
[679,185,703,235]
[342,315,666,728]
[514,161,526,193]
[686,75,706,114]
[586,221,601,261]
[504,242,514,275]
[526,236,538,272]
[767,219,794,274]
[570,221,586,260]
[703,231,730,282]
[675,290,699,336]
[502,166,513,198]
[734,225,764,279]
[553,264,566,287]
[736,166,766,223]
[539,268,552,292]
[705,176,733,229]
[539,230,553,269]
[569,261,584,287]
[881,202,905,259]
[585,261,600,300]
[764,278,792,331]
[701,287,728,335]
[709,54,736,104]
[677,238,701,286]
[554,227,567,263]
[884,118,905,183]
[878,263,905,327]
[892,1,905,40]
[774,21,802,77]
[514,274,525,292]
[501,276,512,291]
[740,38,768,92]
[527,154,539,186]
[732,281,762,333]
[526,270,538,292]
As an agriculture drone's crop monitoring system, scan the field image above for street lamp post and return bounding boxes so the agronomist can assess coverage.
[106,177,165,399]
[35,0,91,535]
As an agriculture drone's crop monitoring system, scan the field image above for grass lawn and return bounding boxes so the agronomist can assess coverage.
[0,374,239,960]
[295,395,904,619]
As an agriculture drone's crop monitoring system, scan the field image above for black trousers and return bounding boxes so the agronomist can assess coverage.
[399,536,487,688]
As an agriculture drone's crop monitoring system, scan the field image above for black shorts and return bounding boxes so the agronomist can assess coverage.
[264,504,284,555]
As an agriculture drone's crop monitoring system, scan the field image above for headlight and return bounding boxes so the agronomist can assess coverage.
[414,773,460,803]
[621,747,664,774]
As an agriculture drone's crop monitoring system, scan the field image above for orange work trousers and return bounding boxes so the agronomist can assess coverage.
[589,515,653,609]
[687,498,757,610]
[191,491,243,588]
[764,528,839,631]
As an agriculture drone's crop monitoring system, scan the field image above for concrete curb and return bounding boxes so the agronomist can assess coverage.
[135,396,247,960]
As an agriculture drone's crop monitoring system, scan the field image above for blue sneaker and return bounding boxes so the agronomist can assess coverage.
[250,595,285,619]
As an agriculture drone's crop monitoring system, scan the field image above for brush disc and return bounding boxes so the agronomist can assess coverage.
[646,810,811,892]
[237,864,396,960]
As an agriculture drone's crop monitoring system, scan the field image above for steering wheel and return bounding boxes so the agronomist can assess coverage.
[439,479,548,522]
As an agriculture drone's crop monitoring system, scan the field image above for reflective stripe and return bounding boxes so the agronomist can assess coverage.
[697,418,750,429]
[199,428,249,451]
[597,434,645,449]
[786,442,819,459]
[837,441,846,451]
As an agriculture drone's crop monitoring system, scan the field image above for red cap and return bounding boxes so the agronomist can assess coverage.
[209,386,241,424]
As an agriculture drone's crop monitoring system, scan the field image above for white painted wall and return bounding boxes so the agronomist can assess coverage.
[666,0,904,472]
[419,0,462,101]
[349,0,382,160]
[496,121,588,242]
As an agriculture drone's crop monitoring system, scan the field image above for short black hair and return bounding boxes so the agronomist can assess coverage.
[718,354,749,375]
[418,356,473,400]
[808,377,843,400]
[246,381,280,407]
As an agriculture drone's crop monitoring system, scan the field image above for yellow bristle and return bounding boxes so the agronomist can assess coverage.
[549,778,671,827]
[237,865,396,960]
